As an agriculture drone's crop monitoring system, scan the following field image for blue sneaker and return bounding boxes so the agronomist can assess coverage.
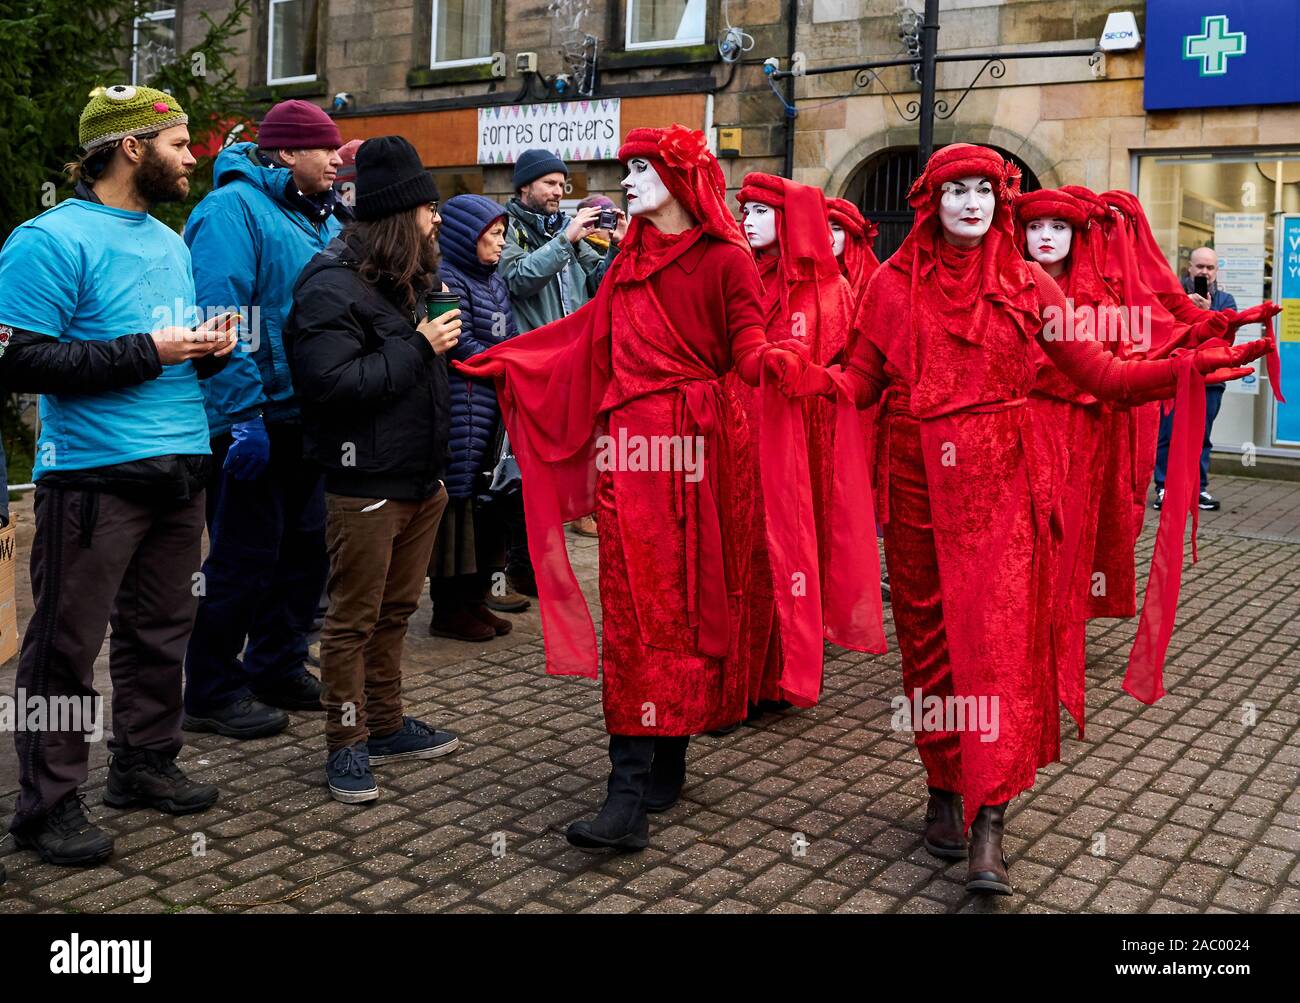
[326,743,379,804]
[367,716,460,764]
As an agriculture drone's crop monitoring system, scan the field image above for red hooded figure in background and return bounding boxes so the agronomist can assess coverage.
[739,172,864,585]
[767,143,1274,896]
[1015,187,1117,736]
[730,173,862,714]
[826,196,881,309]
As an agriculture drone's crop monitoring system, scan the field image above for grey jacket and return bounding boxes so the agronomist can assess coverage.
[499,198,616,332]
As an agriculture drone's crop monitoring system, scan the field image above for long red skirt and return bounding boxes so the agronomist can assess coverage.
[882,407,1059,830]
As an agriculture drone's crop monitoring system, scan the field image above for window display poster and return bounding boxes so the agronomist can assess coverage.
[1216,213,1266,396]
[1275,214,1300,443]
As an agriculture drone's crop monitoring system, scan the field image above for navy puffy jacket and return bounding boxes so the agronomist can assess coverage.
[438,195,519,499]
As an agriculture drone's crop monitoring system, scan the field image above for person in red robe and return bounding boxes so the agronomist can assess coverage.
[1014,188,1118,736]
[738,173,857,580]
[454,126,880,852]
[767,144,1274,895]
[826,197,889,603]
[826,196,881,309]
[727,174,857,719]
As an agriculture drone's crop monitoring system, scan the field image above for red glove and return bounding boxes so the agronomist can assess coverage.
[762,348,834,397]
[1122,338,1275,404]
[1230,301,1283,327]
[1195,336,1272,375]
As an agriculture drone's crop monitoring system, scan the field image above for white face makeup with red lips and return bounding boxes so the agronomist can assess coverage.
[830,222,846,258]
[621,158,672,216]
[1024,217,1073,267]
[742,201,777,250]
[939,175,996,244]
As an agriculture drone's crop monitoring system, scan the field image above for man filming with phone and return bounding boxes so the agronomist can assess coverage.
[1153,246,1239,512]
[498,150,628,587]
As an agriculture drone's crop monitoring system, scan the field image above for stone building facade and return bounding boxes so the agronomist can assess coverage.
[145,0,1300,457]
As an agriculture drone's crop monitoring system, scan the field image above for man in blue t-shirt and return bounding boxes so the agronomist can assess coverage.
[0,85,235,869]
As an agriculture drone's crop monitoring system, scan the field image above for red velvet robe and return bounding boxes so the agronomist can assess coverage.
[844,232,1199,826]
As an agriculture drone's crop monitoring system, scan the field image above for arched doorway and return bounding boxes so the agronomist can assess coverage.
[842,145,1042,261]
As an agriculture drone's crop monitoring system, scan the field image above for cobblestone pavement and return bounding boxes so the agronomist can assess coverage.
[0,474,1297,914]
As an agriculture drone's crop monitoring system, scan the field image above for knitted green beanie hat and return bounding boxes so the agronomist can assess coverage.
[79,84,189,153]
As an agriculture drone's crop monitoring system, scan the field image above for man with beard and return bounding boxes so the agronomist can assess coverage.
[496,150,625,587]
[0,85,235,867]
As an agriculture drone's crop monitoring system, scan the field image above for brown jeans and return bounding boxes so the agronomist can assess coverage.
[322,488,447,751]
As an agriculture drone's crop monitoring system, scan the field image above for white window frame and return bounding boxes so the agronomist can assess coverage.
[625,0,707,51]
[430,0,495,69]
[131,7,176,86]
[267,0,319,86]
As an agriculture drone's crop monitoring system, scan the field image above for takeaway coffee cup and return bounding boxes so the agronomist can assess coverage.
[427,292,460,321]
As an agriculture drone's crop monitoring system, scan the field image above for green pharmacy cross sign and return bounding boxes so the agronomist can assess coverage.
[1183,14,1246,76]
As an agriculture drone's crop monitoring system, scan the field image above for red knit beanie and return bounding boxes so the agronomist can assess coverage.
[258,99,342,150]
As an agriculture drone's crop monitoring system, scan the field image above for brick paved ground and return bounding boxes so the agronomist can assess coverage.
[0,474,1297,914]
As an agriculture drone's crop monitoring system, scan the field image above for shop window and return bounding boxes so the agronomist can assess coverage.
[432,0,494,68]
[626,0,706,50]
[132,5,176,85]
[1137,150,1300,450]
[268,0,319,85]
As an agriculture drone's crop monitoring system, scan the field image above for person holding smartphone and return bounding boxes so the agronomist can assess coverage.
[0,85,233,868]
[285,136,461,804]
[1153,246,1238,512]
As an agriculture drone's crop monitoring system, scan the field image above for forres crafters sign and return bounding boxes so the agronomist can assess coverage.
[477,99,621,165]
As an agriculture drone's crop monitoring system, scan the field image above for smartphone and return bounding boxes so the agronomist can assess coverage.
[1194,275,1209,298]
[597,208,618,231]
[197,311,241,336]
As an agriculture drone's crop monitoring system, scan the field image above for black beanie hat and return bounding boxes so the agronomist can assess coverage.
[512,148,569,190]
[354,136,440,222]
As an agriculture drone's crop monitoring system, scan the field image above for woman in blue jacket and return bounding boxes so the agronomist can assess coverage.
[429,195,522,641]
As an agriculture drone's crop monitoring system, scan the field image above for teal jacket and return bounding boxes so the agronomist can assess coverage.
[185,142,342,436]
[498,198,616,333]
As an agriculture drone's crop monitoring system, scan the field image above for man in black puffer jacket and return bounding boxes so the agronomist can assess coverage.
[284,136,463,805]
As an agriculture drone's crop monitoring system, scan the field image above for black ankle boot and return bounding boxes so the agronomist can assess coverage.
[644,736,689,813]
[565,735,654,852]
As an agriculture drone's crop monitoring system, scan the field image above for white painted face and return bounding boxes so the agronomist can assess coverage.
[1024,217,1074,267]
[938,175,996,244]
[830,222,846,258]
[742,201,778,250]
[621,157,672,216]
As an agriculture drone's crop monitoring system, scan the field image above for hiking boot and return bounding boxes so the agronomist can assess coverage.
[11,792,113,867]
[104,749,218,815]
[255,670,324,711]
[183,696,289,739]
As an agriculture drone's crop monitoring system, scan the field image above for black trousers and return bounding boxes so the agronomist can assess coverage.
[12,485,204,830]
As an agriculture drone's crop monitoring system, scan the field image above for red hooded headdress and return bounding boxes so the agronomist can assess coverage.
[825,196,881,303]
[881,143,1040,388]
[614,124,749,278]
[1015,187,1116,315]
[737,172,853,364]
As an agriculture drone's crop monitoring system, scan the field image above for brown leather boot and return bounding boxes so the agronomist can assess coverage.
[966,801,1012,895]
[922,787,967,860]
